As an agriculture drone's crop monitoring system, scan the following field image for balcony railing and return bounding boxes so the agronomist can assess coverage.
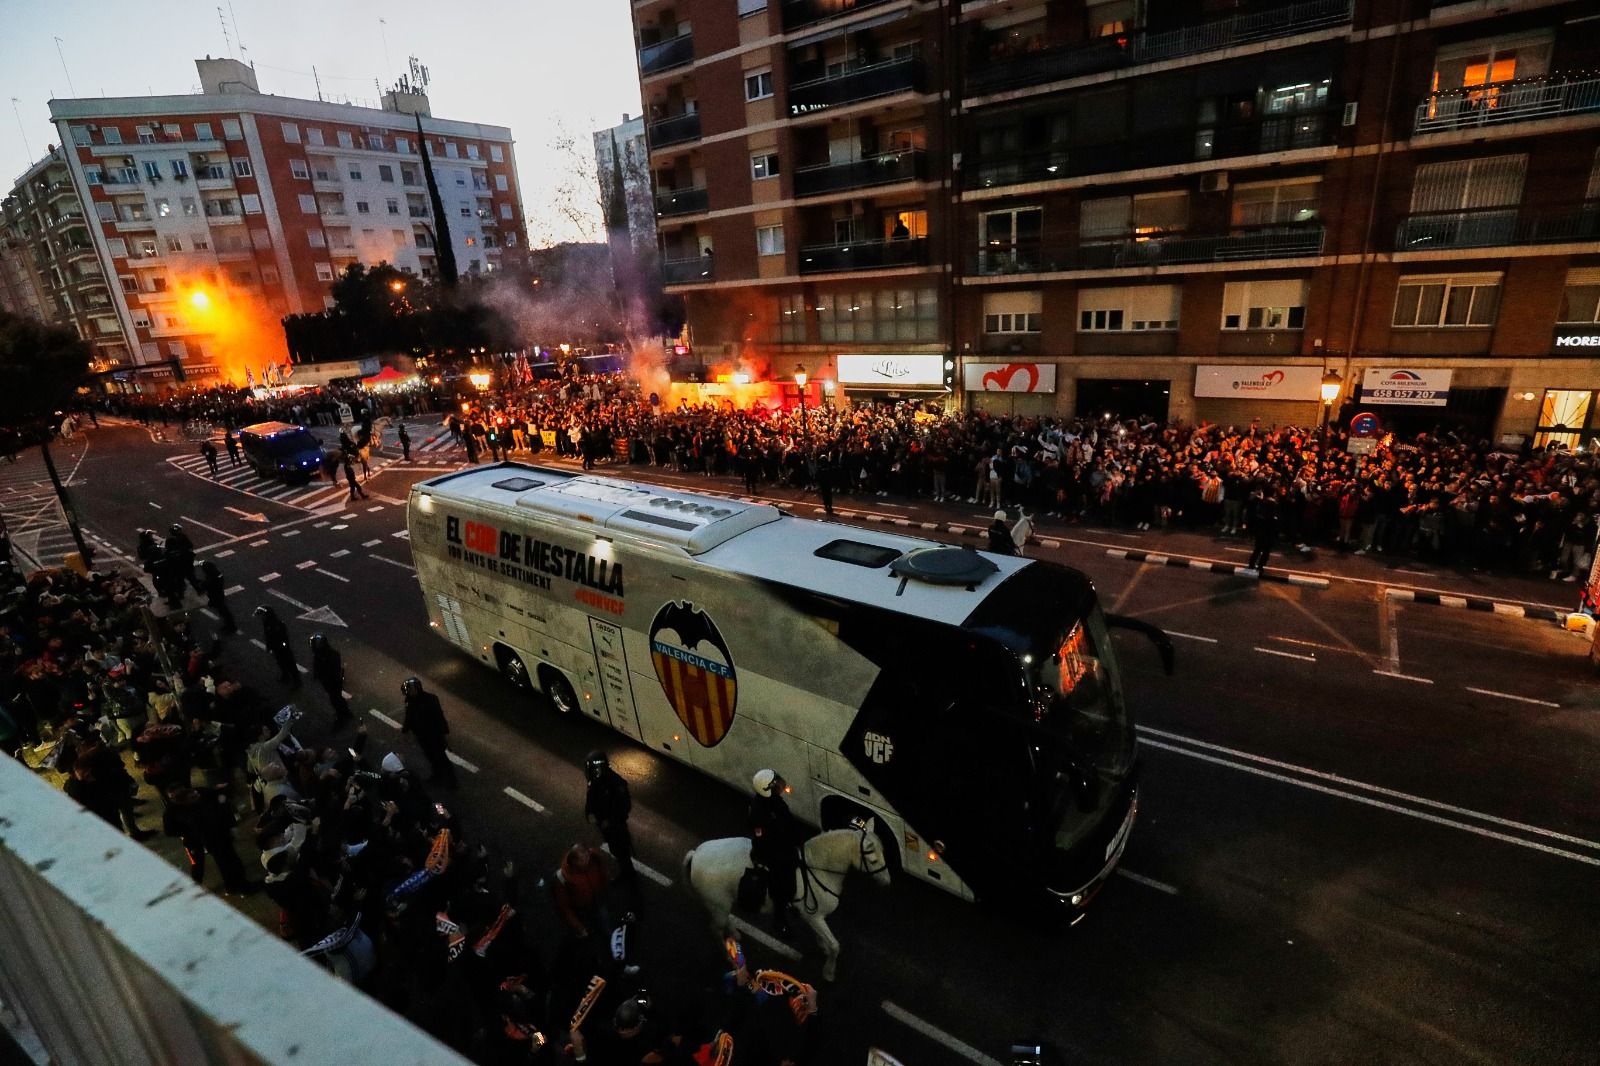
[966,0,1351,96]
[655,186,709,217]
[782,0,894,31]
[799,236,928,273]
[640,32,694,76]
[788,55,922,113]
[648,112,702,148]
[973,225,1325,274]
[1413,75,1600,135]
[663,255,715,284]
[794,149,925,197]
[973,108,1334,188]
[1395,202,1600,251]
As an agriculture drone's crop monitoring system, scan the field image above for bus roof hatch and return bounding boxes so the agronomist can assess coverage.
[889,546,1000,587]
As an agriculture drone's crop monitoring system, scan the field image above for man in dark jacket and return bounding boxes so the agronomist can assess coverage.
[309,634,352,725]
[64,754,151,840]
[747,768,801,935]
[255,605,300,687]
[400,677,454,785]
[1247,489,1281,573]
[584,750,635,887]
[199,561,236,634]
[163,785,256,894]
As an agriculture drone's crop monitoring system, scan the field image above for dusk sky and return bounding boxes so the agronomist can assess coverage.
[0,0,645,245]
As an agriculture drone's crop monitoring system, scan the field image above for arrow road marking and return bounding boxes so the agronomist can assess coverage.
[266,588,348,628]
[224,506,268,523]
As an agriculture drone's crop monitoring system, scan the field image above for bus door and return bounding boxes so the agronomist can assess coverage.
[587,616,643,742]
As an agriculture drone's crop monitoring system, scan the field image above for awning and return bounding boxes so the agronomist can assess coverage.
[362,366,414,387]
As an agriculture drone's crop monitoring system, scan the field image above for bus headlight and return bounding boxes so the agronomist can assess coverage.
[1070,892,1085,906]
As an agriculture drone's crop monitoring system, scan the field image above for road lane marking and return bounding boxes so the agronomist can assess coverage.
[362,539,382,547]
[297,663,309,674]
[281,529,300,538]
[148,501,161,509]
[330,524,348,530]
[249,638,266,650]
[1165,631,1218,644]
[250,539,269,547]
[727,917,802,961]
[446,751,479,773]
[372,555,416,572]
[369,710,401,729]
[316,568,350,582]
[1464,686,1560,708]
[366,505,385,513]
[330,549,350,558]
[313,521,330,528]
[341,513,357,520]
[1116,868,1179,895]
[259,572,280,582]
[179,515,235,538]
[215,549,235,559]
[392,529,410,539]
[296,560,318,569]
[1372,670,1433,684]
[1254,646,1315,662]
[1139,725,1600,858]
[502,786,547,814]
[600,844,673,886]
[200,608,217,620]
[224,585,243,595]
[881,1002,1003,1066]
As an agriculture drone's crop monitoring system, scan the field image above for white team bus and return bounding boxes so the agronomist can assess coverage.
[407,462,1170,914]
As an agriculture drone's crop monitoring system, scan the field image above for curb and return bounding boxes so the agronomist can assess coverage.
[1384,587,1568,624]
[1106,548,1331,588]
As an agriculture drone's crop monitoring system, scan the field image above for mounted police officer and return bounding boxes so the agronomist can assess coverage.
[584,750,636,888]
[747,768,801,936]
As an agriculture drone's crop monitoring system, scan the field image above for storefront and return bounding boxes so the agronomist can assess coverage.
[1356,365,1507,439]
[1190,364,1321,427]
[1075,378,1171,422]
[836,353,950,407]
[962,360,1058,416]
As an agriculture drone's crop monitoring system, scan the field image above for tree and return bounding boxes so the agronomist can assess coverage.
[0,309,90,433]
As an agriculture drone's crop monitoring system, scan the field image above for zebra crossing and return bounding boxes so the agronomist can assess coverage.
[0,442,93,570]
[167,453,356,511]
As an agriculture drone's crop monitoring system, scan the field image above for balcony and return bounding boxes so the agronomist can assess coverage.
[662,255,715,284]
[1395,202,1600,252]
[408,205,430,218]
[973,225,1325,275]
[639,32,694,76]
[972,108,1334,189]
[1413,75,1600,136]
[46,180,76,202]
[648,112,702,148]
[114,215,156,232]
[794,149,925,197]
[965,0,1351,97]
[655,186,709,218]
[782,0,894,31]
[63,243,96,261]
[788,55,922,114]
[799,235,928,273]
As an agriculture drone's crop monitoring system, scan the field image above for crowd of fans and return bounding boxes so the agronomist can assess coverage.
[2,548,819,1064]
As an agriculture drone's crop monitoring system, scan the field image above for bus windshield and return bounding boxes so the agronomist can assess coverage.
[1031,609,1132,784]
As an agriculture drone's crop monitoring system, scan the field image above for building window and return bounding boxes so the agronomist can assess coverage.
[298,193,317,214]
[777,293,805,342]
[222,119,242,140]
[461,205,471,218]
[193,237,210,251]
[465,236,477,247]
[444,142,459,159]
[356,200,371,214]
[308,230,326,248]
[119,274,138,293]
[95,201,116,222]
[401,167,419,186]
[745,69,774,101]
[985,291,1043,333]
[1410,155,1526,214]
[241,193,262,214]
[106,238,128,257]
[232,158,253,178]
[281,123,301,143]
[155,198,171,218]
[494,174,509,191]
[261,266,280,285]
[336,130,354,149]
[882,209,927,240]
[1079,197,1131,239]
[981,206,1042,270]
[1392,273,1500,327]
[1535,390,1597,451]
[506,232,517,247]
[290,159,309,179]
[490,145,503,162]
[130,309,151,329]
[397,137,411,154]
[102,127,123,145]
[348,166,363,181]
[1222,279,1308,330]
[70,125,90,146]
[147,273,166,289]
[368,134,385,150]
[143,160,162,181]
[378,164,394,183]
[1232,178,1321,228]
[1132,191,1188,238]
[182,197,197,216]
[1559,268,1600,324]
[1076,285,1181,331]
[387,198,400,215]
[751,152,780,180]
[170,159,188,179]
[164,236,183,252]
[756,225,785,256]
[194,122,213,141]
[315,263,334,281]
[307,128,324,146]
[136,125,155,144]
[466,144,480,160]
[1430,32,1551,102]
[500,203,513,220]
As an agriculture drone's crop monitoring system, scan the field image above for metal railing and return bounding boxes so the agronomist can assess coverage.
[1395,202,1600,250]
[1413,75,1600,135]
[663,256,716,284]
[789,55,921,113]
[794,149,925,197]
[655,186,709,217]
[973,225,1325,274]
[799,236,928,273]
[648,112,702,148]
[966,0,1351,95]
[640,32,694,75]
[973,108,1333,188]
[782,0,894,31]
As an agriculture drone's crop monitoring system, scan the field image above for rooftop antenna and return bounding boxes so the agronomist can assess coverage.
[10,98,32,159]
[52,37,77,97]
[228,2,248,60]
[408,56,431,93]
[312,65,324,102]
[380,18,393,82]
[217,7,233,58]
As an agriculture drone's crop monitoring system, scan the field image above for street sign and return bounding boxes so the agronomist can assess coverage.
[1349,412,1380,438]
[1347,437,1377,456]
[336,403,354,425]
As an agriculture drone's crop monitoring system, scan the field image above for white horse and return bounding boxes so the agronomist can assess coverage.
[683,821,891,981]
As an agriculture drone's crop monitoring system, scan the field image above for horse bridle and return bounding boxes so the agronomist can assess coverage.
[797,827,887,913]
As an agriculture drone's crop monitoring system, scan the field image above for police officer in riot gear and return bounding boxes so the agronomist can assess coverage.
[747,768,801,936]
[309,634,352,725]
[400,677,454,785]
[584,750,635,888]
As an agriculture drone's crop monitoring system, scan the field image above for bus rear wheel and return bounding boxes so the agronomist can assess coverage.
[495,645,531,690]
[538,665,579,716]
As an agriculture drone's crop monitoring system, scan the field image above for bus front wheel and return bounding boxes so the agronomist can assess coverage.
[495,645,531,690]
[538,665,579,716]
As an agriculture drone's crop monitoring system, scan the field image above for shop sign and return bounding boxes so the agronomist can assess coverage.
[1554,330,1600,349]
[1194,365,1322,401]
[837,353,944,387]
[1361,367,1452,406]
[962,362,1057,394]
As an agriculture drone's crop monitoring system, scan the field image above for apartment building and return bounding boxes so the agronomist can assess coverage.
[594,114,659,257]
[1,146,132,369]
[46,58,528,386]
[633,0,1600,444]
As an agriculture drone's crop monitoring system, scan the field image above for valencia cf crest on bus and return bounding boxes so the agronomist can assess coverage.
[649,600,738,747]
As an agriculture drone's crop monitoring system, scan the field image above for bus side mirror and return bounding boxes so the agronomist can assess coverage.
[1104,614,1175,676]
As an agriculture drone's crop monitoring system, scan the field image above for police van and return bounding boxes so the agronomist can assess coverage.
[238,421,325,480]
[407,462,1162,913]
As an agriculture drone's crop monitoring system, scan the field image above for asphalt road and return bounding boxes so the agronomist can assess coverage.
[27,419,1600,1066]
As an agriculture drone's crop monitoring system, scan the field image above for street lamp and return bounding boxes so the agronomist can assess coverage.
[389,279,406,293]
[794,364,809,441]
[1320,369,1342,440]
[468,371,492,391]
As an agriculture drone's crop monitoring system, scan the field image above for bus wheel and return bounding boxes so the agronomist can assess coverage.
[495,645,531,690]
[820,797,902,878]
[538,665,579,716]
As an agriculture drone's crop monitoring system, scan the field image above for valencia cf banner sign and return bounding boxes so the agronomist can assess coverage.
[649,600,738,747]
